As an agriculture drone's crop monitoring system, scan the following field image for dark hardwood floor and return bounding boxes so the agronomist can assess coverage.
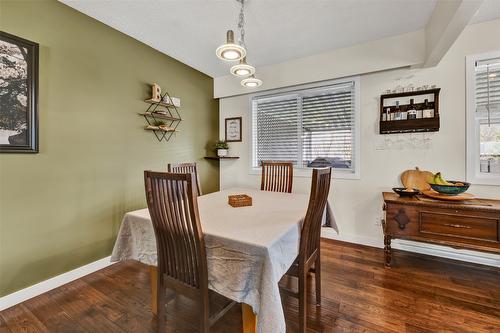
[1,240,499,333]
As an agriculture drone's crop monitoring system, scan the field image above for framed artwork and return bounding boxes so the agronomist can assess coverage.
[0,31,39,153]
[225,117,242,142]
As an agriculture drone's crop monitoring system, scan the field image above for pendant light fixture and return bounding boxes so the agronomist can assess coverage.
[230,57,255,77]
[241,75,263,88]
[216,0,263,87]
[216,30,246,61]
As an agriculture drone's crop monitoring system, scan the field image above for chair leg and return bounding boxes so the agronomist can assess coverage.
[200,300,210,333]
[157,283,166,333]
[298,271,307,333]
[315,256,321,306]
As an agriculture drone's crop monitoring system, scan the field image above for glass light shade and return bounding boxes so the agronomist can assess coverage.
[216,30,246,61]
[241,75,263,88]
[230,58,255,77]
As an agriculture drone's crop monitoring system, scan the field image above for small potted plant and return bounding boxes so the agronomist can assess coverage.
[214,140,229,157]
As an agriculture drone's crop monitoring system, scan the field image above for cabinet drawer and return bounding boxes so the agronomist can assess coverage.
[419,211,499,242]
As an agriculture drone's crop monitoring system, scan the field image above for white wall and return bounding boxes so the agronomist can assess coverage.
[218,19,500,266]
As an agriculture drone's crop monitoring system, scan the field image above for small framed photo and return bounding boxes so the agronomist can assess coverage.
[0,31,39,153]
[225,117,242,142]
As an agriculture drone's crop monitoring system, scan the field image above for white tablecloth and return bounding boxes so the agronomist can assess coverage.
[111,188,337,333]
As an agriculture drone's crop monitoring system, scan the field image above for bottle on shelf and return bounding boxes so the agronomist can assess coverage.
[407,99,417,120]
[416,99,424,119]
[383,107,390,121]
[401,104,408,120]
[422,99,434,118]
[394,101,402,120]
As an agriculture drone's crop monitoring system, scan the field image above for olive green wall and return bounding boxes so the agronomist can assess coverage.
[0,0,219,296]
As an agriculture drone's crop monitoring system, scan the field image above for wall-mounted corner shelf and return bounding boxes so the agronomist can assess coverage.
[204,156,240,160]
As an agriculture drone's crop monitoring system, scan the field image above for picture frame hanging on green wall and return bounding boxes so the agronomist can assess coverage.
[0,31,39,153]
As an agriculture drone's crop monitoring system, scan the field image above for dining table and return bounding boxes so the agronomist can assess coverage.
[111,187,337,333]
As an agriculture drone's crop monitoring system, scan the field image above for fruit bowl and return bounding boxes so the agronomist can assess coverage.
[429,181,470,196]
[392,187,419,198]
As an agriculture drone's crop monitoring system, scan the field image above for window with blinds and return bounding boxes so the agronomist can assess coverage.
[467,52,500,184]
[473,57,500,175]
[254,95,299,164]
[252,81,357,172]
[475,57,500,114]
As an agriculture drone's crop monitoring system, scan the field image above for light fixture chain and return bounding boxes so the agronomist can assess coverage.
[237,0,246,49]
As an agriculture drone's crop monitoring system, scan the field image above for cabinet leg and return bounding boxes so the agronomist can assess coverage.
[384,235,392,267]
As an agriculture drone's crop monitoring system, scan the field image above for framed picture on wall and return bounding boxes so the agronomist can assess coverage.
[225,117,242,142]
[0,31,39,153]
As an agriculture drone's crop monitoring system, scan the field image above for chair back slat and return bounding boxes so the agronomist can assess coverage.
[260,161,293,193]
[168,162,202,196]
[299,168,332,262]
[144,171,208,290]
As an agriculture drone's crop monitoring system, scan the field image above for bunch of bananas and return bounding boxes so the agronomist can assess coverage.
[428,172,465,186]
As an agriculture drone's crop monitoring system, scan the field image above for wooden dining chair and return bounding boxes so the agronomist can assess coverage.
[260,161,294,193]
[144,171,235,333]
[279,167,332,333]
[167,162,202,195]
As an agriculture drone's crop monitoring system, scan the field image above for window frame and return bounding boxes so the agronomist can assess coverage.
[248,76,361,180]
[466,51,500,185]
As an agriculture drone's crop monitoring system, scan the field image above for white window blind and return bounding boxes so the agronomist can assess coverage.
[475,57,500,115]
[466,52,500,185]
[474,57,500,175]
[252,81,357,172]
[254,95,299,164]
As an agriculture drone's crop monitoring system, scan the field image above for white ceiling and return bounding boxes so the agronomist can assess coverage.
[471,0,500,24]
[60,0,500,78]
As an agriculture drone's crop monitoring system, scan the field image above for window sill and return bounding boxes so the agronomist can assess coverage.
[249,167,360,180]
[467,173,500,186]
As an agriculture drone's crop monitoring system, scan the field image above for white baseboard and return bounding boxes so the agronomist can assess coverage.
[392,240,500,267]
[321,229,500,268]
[0,256,114,312]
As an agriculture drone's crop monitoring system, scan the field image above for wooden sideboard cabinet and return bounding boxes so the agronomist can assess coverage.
[382,192,500,267]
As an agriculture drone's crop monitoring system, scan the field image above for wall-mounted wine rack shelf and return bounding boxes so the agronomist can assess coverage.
[379,88,440,134]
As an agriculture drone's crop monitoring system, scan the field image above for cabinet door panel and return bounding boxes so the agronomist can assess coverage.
[385,204,418,236]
